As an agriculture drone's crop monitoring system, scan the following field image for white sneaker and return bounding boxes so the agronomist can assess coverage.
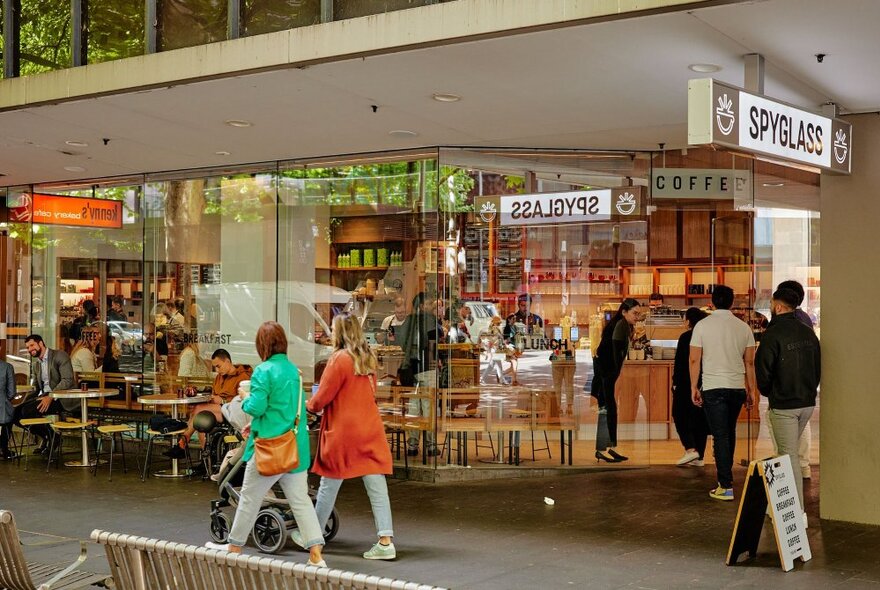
[802,465,812,479]
[691,459,705,467]
[803,512,809,529]
[205,542,232,551]
[676,450,700,466]
[307,559,327,568]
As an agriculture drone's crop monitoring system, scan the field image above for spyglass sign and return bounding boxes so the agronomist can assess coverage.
[688,78,851,174]
[475,187,643,227]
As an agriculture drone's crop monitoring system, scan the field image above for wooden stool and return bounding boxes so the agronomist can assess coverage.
[18,417,55,471]
[93,424,137,481]
[47,421,94,471]
[509,408,551,461]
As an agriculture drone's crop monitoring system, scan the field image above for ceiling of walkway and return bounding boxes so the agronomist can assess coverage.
[1,0,878,188]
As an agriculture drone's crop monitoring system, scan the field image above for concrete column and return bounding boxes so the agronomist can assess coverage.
[820,113,880,525]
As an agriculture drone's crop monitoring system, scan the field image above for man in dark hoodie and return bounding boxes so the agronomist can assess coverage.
[755,287,821,526]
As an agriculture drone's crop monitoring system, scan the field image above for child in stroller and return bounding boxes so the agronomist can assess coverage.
[207,411,339,554]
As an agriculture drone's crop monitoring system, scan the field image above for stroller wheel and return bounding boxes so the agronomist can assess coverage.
[323,508,339,542]
[253,509,287,553]
[209,510,231,543]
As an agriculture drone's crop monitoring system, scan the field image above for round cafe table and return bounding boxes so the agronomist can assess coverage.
[50,388,118,467]
[137,393,212,478]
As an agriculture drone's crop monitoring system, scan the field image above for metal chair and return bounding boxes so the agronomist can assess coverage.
[92,424,137,481]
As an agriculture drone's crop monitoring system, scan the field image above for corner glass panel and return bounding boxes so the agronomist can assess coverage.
[242,0,321,36]
[20,1,72,75]
[87,0,146,64]
[158,0,227,51]
[333,0,439,21]
[2,188,34,377]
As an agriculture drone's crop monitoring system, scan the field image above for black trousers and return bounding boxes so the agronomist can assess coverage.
[595,373,620,449]
[671,387,708,458]
[0,421,12,452]
[13,397,65,443]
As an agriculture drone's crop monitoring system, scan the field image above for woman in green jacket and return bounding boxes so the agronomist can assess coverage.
[206,321,325,567]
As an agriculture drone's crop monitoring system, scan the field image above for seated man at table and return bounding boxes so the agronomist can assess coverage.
[165,348,252,459]
[13,334,76,455]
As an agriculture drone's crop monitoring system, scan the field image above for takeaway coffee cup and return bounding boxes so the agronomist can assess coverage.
[238,380,251,399]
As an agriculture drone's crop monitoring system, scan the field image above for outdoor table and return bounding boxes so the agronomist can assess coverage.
[50,388,117,467]
[137,393,212,478]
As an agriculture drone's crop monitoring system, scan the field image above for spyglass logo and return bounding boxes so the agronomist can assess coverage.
[833,129,848,164]
[616,192,637,215]
[716,94,735,136]
[479,201,498,223]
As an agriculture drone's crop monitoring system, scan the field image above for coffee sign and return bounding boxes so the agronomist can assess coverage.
[475,187,643,226]
[689,78,851,174]
[653,168,752,200]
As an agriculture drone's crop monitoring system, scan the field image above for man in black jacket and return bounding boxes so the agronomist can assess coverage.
[755,288,820,523]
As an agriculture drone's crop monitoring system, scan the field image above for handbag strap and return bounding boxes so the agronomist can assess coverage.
[292,376,303,435]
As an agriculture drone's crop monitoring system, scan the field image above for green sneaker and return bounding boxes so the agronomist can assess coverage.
[709,485,734,501]
[363,541,396,560]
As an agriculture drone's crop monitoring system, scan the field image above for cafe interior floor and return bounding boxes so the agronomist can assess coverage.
[1,451,876,589]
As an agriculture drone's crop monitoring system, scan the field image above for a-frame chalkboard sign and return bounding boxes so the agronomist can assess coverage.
[727,454,811,571]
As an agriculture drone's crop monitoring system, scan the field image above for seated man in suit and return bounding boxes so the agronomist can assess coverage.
[13,334,76,454]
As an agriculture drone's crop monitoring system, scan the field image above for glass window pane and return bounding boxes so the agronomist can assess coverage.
[87,0,146,64]
[20,1,72,75]
[158,0,227,52]
[1,3,5,78]
[243,0,321,36]
[333,0,438,21]
[144,172,277,388]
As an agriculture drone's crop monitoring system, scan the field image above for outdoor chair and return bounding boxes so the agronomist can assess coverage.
[0,509,112,590]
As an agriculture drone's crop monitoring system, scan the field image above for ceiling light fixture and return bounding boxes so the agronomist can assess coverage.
[762,182,785,187]
[63,166,86,172]
[688,63,722,73]
[65,140,89,147]
[388,130,418,138]
[224,119,253,128]
[432,93,461,103]
[215,151,231,156]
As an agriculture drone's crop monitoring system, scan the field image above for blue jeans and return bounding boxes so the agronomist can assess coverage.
[702,388,746,489]
[315,474,394,538]
[228,461,324,549]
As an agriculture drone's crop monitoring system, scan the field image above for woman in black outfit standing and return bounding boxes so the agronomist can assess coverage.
[671,307,709,466]
[594,298,642,463]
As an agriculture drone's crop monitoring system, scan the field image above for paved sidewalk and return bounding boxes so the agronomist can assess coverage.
[1,459,879,589]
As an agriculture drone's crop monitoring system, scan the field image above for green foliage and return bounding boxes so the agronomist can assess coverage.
[437,166,475,213]
[19,0,72,75]
[87,0,145,64]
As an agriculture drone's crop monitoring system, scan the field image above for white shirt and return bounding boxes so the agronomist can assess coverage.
[381,314,406,331]
[690,309,755,391]
[40,349,51,393]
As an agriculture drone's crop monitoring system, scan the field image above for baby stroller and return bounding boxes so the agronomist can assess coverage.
[208,412,339,554]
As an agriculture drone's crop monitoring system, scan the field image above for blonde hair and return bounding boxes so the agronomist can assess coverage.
[331,312,377,376]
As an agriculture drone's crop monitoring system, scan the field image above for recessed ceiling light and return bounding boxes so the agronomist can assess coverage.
[432,93,461,103]
[762,182,785,187]
[688,63,722,73]
[215,151,231,156]
[65,140,89,147]
[63,166,86,172]
[224,119,253,128]
[389,130,418,138]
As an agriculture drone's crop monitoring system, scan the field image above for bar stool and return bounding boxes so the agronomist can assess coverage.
[509,408,551,461]
[47,420,94,471]
[18,417,56,471]
[141,428,192,481]
[92,424,137,481]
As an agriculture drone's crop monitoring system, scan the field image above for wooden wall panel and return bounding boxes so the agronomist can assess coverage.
[649,209,678,261]
[682,210,711,259]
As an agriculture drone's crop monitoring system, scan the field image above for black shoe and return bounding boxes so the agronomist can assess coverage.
[1,449,15,460]
[405,449,419,457]
[595,451,615,463]
[33,445,48,456]
[607,449,628,462]
[164,446,187,459]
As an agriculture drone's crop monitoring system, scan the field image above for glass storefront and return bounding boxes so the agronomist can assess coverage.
[0,146,820,476]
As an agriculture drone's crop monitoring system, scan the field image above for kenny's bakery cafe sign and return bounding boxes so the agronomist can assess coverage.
[474,187,644,226]
[688,79,852,174]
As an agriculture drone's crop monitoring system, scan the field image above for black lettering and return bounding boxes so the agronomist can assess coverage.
[511,201,521,219]
[576,197,587,215]
[815,126,824,155]
[689,176,697,190]
[656,175,665,190]
[520,201,531,218]
[673,176,682,190]
[532,201,543,218]
[720,176,728,192]
[806,123,815,152]
[587,196,599,215]
[760,109,770,138]
[749,107,759,139]
[769,111,781,144]
[553,199,564,217]
[565,197,577,216]
[704,176,712,191]
[797,123,806,151]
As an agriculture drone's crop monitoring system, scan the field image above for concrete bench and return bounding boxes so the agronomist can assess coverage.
[91,529,447,590]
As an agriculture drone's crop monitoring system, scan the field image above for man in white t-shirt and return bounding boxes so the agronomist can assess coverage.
[689,284,756,501]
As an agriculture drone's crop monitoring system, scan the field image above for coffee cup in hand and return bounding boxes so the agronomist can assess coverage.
[238,380,251,399]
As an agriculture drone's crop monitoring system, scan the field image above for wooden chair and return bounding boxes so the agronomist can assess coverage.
[0,510,112,590]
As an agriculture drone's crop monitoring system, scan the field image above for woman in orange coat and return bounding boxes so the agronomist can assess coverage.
[296,312,396,560]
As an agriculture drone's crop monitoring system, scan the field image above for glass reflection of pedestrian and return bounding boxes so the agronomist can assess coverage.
[672,308,709,467]
[594,298,642,463]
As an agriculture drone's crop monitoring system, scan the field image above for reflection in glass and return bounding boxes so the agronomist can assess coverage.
[333,0,439,21]
[87,0,146,64]
[19,0,72,75]
[243,0,321,36]
[158,0,228,51]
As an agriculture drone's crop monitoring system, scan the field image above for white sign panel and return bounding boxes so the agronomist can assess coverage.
[653,168,752,199]
[474,187,643,227]
[763,455,812,571]
[688,78,851,174]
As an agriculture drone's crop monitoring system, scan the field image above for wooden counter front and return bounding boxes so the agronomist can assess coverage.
[615,360,673,430]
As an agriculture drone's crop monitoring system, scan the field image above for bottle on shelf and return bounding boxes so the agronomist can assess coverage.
[337,253,343,268]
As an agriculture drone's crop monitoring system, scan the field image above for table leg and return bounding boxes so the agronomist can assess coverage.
[63,400,93,467]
